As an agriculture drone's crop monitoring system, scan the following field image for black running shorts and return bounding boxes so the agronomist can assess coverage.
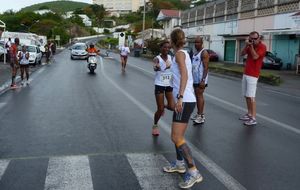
[172,102,195,123]
[154,85,173,95]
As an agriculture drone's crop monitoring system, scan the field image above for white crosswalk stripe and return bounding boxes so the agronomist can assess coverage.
[0,160,10,181]
[44,156,94,190]
[0,154,187,190]
[126,153,181,190]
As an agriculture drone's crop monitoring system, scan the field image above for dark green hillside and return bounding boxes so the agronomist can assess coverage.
[21,0,90,13]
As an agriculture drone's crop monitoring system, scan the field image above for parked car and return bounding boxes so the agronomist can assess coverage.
[0,43,7,62]
[18,45,42,65]
[70,43,88,60]
[263,51,283,70]
[206,49,219,62]
[243,51,283,70]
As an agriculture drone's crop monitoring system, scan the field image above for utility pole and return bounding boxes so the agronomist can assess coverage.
[142,0,146,47]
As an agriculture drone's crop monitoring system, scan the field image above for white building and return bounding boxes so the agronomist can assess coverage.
[34,9,54,15]
[156,9,181,38]
[78,14,92,27]
[93,0,147,15]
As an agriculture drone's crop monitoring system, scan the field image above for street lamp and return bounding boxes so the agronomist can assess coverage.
[142,0,146,48]
[21,20,40,33]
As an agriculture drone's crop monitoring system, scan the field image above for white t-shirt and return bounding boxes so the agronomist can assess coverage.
[154,55,172,87]
[192,49,208,84]
[120,46,130,56]
[19,52,29,65]
[171,50,196,102]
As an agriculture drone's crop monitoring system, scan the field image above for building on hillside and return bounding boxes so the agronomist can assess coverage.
[156,9,181,38]
[78,14,92,27]
[181,0,300,69]
[34,9,54,15]
[93,0,148,15]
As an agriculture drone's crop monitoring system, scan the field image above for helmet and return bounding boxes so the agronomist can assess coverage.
[90,43,94,48]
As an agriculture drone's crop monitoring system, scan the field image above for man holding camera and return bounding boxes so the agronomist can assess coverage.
[240,31,266,126]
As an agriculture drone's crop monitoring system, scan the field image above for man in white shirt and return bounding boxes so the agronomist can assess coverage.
[119,43,130,72]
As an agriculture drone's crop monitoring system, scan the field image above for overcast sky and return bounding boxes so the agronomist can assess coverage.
[0,0,92,13]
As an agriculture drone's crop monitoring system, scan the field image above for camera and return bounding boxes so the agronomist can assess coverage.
[248,39,253,44]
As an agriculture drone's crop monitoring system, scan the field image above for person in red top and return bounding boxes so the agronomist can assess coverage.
[86,43,100,54]
[9,38,20,88]
[240,31,266,126]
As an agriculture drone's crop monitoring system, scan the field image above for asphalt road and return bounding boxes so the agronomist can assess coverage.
[0,48,299,190]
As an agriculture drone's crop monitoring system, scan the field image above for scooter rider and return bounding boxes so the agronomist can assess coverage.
[86,43,100,56]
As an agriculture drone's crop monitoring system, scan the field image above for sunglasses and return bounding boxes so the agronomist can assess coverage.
[250,37,259,40]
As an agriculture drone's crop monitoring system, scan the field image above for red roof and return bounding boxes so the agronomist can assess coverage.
[160,9,180,18]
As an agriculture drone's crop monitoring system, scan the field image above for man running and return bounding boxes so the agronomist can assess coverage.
[119,43,130,72]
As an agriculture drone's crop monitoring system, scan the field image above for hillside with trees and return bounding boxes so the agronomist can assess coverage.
[20,0,90,13]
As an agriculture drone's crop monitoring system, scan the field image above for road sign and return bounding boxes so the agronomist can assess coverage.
[119,32,125,47]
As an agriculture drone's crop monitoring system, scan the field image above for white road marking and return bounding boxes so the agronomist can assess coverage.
[0,102,6,110]
[0,160,10,180]
[101,62,247,190]
[127,153,180,190]
[44,156,93,190]
[126,62,300,136]
[205,94,300,135]
[266,89,300,99]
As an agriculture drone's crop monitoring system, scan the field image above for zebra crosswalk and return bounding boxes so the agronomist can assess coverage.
[0,153,186,190]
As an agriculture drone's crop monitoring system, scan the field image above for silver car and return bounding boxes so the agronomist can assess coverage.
[70,43,88,60]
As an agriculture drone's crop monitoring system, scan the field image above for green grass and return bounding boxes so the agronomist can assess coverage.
[21,0,90,13]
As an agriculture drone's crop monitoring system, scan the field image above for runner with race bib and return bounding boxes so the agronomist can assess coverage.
[152,41,174,136]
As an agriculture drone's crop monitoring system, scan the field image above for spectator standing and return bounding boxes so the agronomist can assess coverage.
[240,31,266,126]
[9,38,20,88]
[190,36,209,124]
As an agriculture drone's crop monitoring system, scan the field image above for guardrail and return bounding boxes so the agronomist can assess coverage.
[73,34,105,41]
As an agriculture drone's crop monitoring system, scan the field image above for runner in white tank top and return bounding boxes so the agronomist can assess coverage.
[152,41,174,136]
[190,36,209,124]
[18,45,30,85]
[162,28,203,189]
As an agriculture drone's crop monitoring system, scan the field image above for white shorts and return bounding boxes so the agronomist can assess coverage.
[242,74,258,98]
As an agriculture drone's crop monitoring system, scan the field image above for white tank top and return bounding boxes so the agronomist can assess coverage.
[19,52,29,65]
[192,49,208,84]
[171,50,196,102]
[154,55,172,86]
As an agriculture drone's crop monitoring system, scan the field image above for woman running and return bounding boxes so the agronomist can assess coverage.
[152,41,174,136]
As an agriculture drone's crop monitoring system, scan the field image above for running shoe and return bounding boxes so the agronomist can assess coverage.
[190,113,200,120]
[152,125,159,136]
[179,171,203,189]
[26,80,30,85]
[244,118,257,126]
[21,80,25,86]
[193,114,205,124]
[10,84,17,89]
[163,161,186,173]
[239,114,251,121]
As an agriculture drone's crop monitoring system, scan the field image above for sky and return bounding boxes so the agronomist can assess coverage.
[0,0,92,13]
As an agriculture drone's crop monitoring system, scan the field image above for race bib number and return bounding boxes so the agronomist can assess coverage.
[160,73,172,85]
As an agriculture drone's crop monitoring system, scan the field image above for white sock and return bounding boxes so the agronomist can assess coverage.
[188,168,199,176]
[176,159,184,166]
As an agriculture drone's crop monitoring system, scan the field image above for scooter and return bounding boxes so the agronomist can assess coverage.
[87,53,98,73]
